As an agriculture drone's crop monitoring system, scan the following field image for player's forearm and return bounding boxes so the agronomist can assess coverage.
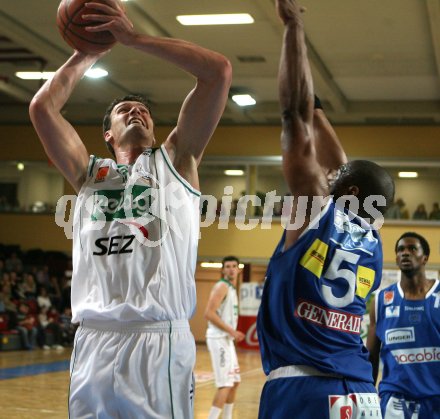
[31,52,99,113]
[278,8,314,138]
[205,311,235,336]
[128,34,231,85]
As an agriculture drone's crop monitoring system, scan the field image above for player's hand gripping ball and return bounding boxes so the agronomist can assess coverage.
[57,0,117,53]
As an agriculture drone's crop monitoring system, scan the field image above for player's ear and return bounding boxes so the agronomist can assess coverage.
[347,185,359,196]
[104,130,113,144]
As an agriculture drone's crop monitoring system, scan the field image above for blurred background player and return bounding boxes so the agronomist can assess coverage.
[256,0,395,417]
[205,256,245,419]
[367,232,440,418]
[29,0,232,417]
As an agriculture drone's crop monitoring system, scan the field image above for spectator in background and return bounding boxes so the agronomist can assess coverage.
[5,252,23,273]
[37,287,52,311]
[0,282,17,313]
[35,265,50,288]
[0,196,11,212]
[14,302,38,350]
[0,292,5,312]
[11,272,26,300]
[47,275,62,310]
[38,306,64,350]
[59,307,76,346]
[412,203,428,220]
[429,202,440,220]
[23,273,37,299]
[385,198,409,219]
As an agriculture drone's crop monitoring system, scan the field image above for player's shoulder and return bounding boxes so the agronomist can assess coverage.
[88,155,116,173]
[213,279,230,292]
[376,283,399,306]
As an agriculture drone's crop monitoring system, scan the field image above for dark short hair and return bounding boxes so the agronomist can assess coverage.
[102,94,152,158]
[222,256,240,267]
[331,160,395,216]
[395,232,430,257]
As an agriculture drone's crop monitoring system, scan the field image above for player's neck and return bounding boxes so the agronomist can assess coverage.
[223,277,237,287]
[115,146,149,165]
[401,273,435,299]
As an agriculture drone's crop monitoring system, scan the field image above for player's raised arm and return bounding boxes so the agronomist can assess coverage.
[29,52,102,193]
[276,0,324,199]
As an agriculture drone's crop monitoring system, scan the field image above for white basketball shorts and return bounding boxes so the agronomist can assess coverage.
[206,336,241,388]
[69,319,195,419]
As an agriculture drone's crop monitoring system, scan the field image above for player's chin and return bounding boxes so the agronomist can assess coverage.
[126,124,149,139]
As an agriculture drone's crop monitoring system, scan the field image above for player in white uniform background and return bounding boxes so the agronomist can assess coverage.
[205,256,245,419]
[29,0,232,417]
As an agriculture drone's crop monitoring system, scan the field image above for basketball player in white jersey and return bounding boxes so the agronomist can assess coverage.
[29,1,232,417]
[204,256,245,419]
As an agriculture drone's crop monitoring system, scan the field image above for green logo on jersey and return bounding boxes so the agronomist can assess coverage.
[91,185,153,221]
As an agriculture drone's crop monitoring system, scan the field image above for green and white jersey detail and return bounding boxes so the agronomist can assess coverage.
[71,145,201,322]
[206,279,239,338]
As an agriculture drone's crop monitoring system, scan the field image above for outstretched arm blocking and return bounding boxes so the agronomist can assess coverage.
[276,0,323,198]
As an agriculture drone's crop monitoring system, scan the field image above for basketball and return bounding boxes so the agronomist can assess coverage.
[56,0,117,54]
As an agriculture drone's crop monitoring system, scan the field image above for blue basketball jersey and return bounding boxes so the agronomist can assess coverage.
[257,199,382,382]
[375,280,440,399]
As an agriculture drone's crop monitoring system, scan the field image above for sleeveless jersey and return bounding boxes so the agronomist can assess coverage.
[206,279,239,338]
[257,198,382,381]
[375,280,440,399]
[71,145,200,323]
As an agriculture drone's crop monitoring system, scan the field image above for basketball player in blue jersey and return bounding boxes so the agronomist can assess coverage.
[257,1,395,418]
[367,232,440,418]
[29,1,231,417]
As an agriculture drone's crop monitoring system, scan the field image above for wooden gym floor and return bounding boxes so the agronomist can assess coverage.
[0,344,265,418]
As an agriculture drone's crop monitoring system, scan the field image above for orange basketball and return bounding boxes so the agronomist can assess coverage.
[56,0,117,54]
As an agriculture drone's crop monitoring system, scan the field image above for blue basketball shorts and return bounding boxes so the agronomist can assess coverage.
[258,366,381,419]
[380,392,440,419]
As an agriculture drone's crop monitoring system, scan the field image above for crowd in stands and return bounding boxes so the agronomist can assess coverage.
[0,195,20,212]
[0,245,76,351]
[385,199,440,221]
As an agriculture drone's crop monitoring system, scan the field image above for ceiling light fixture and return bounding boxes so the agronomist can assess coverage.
[17,162,24,171]
[16,68,108,80]
[398,171,418,178]
[201,262,245,269]
[224,169,244,176]
[85,67,108,79]
[201,262,222,269]
[232,94,256,107]
[176,13,254,26]
[16,71,55,80]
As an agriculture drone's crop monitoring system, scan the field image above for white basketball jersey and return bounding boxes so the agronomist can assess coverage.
[71,145,200,322]
[206,279,239,338]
